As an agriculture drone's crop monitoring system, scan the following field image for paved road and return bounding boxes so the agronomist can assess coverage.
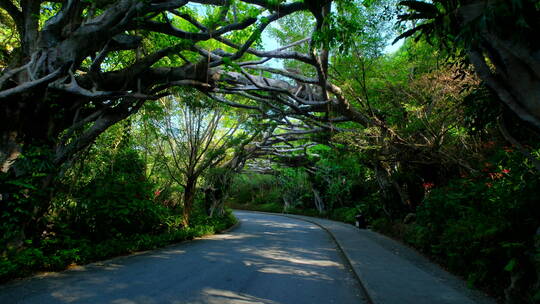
[0,211,366,304]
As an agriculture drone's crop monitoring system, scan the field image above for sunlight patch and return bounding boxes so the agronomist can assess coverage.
[254,249,340,267]
[200,288,279,304]
[258,266,332,280]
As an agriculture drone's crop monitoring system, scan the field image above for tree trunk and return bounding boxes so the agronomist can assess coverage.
[312,188,325,214]
[373,163,394,218]
[182,179,197,227]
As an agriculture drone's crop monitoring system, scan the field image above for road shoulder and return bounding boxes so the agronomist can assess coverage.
[282,213,497,304]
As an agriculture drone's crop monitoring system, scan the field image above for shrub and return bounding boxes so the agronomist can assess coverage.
[61,148,168,240]
[230,174,282,206]
[0,209,236,283]
[330,207,358,224]
[402,148,540,302]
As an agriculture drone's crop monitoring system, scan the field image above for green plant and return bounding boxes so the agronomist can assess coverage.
[0,209,236,283]
[230,174,282,206]
[403,146,540,300]
[59,147,167,240]
[0,145,55,250]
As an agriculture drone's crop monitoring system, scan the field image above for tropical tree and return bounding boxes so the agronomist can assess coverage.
[152,93,246,226]
[395,0,540,130]
[0,0,332,242]
[0,0,310,175]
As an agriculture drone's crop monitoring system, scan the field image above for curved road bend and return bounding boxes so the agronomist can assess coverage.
[0,211,367,304]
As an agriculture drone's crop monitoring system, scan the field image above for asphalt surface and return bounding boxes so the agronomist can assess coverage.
[0,211,366,304]
[286,214,496,304]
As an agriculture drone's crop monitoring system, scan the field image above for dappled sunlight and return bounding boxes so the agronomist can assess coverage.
[197,288,280,304]
[250,248,341,268]
[259,222,303,229]
[257,265,334,281]
[146,249,186,259]
[287,247,326,256]
[205,233,255,241]
[160,249,186,255]
[0,212,361,304]
[106,283,130,292]
[248,218,306,230]
[51,289,95,302]
[96,263,124,271]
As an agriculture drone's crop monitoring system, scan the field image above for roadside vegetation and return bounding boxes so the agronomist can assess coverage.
[227,37,540,303]
[1,1,539,303]
[0,105,238,282]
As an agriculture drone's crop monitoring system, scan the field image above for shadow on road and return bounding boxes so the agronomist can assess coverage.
[0,211,363,304]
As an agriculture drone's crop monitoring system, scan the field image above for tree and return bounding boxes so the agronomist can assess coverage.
[395,0,540,130]
[0,0,308,175]
[152,93,245,226]
[0,0,328,241]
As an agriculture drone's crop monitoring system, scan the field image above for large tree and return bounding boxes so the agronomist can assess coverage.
[395,0,540,130]
[0,0,315,174]
[0,0,343,245]
[152,94,245,226]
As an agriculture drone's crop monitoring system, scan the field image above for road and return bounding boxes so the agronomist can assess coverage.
[0,211,366,304]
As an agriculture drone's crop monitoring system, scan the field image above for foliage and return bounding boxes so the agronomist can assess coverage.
[229,174,282,207]
[0,115,239,283]
[0,145,55,250]
[276,167,313,210]
[58,147,166,240]
[328,207,359,224]
[311,145,373,211]
[395,0,540,51]
[0,209,236,283]
[373,145,540,302]
[314,0,397,54]
[229,32,540,302]
[143,93,248,225]
[394,0,540,131]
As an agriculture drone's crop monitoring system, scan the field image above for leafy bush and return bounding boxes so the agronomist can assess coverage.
[311,145,374,211]
[0,145,55,249]
[229,174,282,206]
[58,148,167,240]
[329,207,359,224]
[400,148,540,302]
[277,168,313,210]
[0,209,236,283]
[229,169,315,212]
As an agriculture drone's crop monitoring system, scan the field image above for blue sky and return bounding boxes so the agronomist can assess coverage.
[186,1,403,66]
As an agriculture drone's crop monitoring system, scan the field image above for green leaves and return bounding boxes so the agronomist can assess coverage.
[5,180,37,190]
[312,11,365,53]
[222,56,242,72]
[392,23,430,44]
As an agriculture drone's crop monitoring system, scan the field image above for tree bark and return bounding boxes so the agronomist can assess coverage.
[182,178,197,227]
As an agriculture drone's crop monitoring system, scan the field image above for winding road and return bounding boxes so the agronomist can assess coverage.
[0,211,367,304]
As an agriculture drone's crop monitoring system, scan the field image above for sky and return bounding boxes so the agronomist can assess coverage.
[259,24,404,70]
[186,1,404,68]
[384,39,403,54]
[261,29,404,54]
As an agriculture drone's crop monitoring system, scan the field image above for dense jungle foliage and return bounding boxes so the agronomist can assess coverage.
[1,0,540,303]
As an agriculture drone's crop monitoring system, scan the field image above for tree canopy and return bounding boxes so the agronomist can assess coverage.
[1,0,540,302]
